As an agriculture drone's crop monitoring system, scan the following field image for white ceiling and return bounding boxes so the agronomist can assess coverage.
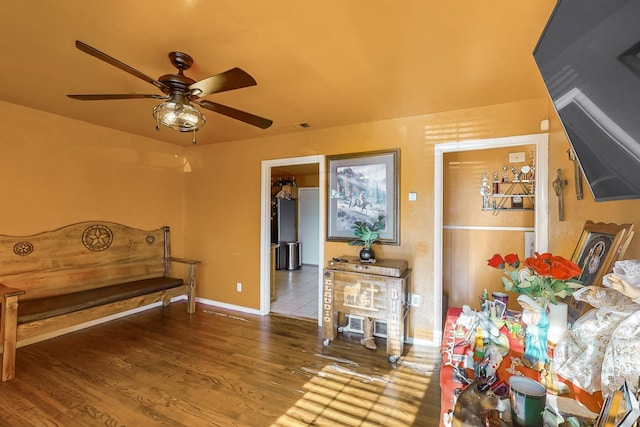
[0,0,556,146]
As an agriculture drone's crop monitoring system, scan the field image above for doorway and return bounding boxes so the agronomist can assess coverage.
[432,133,549,344]
[260,155,326,323]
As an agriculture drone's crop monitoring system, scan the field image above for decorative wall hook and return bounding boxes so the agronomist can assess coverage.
[567,148,584,200]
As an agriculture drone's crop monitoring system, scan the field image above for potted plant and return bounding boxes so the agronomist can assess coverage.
[349,215,385,261]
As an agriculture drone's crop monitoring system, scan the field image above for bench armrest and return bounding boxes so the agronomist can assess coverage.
[0,283,25,299]
[168,258,200,314]
[169,257,201,266]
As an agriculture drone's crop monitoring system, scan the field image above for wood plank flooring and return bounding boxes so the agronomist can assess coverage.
[0,303,442,426]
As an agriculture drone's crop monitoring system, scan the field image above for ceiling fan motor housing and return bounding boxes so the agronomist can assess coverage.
[159,52,197,96]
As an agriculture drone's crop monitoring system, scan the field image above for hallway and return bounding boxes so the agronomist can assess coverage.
[270,265,319,320]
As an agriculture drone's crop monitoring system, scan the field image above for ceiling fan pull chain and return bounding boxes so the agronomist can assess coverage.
[192,129,197,144]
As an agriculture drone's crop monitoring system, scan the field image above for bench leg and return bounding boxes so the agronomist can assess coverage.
[162,293,171,307]
[1,294,20,381]
[187,264,197,314]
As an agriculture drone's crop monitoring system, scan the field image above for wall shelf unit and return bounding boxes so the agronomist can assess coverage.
[482,179,534,212]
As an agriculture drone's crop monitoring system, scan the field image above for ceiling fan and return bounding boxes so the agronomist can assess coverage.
[67,40,273,143]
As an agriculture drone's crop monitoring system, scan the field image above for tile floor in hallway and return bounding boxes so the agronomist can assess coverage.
[271,264,318,320]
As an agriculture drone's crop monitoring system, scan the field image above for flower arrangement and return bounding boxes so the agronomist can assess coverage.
[487,252,583,305]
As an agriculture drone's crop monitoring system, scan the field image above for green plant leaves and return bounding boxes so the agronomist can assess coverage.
[349,215,385,249]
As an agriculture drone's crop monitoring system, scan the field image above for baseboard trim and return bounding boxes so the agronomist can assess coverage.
[195,297,262,316]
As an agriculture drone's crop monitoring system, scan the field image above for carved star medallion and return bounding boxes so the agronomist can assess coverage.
[82,225,113,251]
[13,241,34,256]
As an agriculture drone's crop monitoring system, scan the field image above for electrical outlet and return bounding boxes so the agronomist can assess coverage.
[410,293,421,307]
[236,282,242,292]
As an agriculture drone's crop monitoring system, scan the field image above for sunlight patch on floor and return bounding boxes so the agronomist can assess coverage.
[271,360,435,426]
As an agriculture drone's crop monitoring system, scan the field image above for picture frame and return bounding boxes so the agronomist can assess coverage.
[566,220,634,324]
[493,299,507,320]
[326,149,399,244]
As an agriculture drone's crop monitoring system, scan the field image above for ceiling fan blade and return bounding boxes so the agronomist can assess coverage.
[75,41,169,92]
[189,67,257,98]
[67,94,167,101]
[196,100,273,129]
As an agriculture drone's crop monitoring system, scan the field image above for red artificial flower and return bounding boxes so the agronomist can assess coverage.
[535,252,553,262]
[524,253,551,276]
[488,251,583,303]
[487,254,505,269]
[504,253,520,268]
[549,256,582,280]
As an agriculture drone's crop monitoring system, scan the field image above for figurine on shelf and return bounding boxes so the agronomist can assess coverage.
[480,172,491,209]
[479,288,490,313]
[518,295,550,371]
[511,166,521,182]
[492,172,500,194]
[502,165,509,183]
[530,158,536,181]
[605,273,640,300]
[540,360,570,395]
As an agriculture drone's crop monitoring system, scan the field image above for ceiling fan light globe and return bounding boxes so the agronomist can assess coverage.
[153,100,205,132]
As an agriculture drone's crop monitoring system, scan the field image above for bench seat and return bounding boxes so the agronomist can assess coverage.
[0,221,199,382]
[17,277,184,324]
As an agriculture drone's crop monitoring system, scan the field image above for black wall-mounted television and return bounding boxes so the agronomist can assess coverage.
[533,0,640,202]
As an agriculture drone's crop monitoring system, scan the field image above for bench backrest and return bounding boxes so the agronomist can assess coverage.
[0,221,171,300]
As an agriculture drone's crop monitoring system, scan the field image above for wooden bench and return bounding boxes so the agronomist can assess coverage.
[0,221,199,381]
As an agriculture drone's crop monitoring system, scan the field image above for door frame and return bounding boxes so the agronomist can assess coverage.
[260,155,326,322]
[432,133,549,343]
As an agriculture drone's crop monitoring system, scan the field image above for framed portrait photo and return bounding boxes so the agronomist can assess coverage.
[566,220,634,323]
[326,149,399,244]
[571,221,633,287]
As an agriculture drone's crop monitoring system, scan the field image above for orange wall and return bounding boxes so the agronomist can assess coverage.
[6,95,640,343]
[184,97,550,341]
[0,100,189,273]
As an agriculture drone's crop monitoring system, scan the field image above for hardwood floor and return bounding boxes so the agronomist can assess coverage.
[0,302,442,426]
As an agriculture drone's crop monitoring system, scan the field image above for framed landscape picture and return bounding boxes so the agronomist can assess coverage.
[326,149,399,244]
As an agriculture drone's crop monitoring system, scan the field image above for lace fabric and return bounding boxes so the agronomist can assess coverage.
[553,260,640,396]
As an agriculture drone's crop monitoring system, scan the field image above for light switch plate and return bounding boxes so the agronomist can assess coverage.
[408,192,417,201]
[410,293,422,307]
[524,232,535,258]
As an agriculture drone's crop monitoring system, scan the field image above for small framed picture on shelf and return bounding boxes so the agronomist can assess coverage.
[493,299,507,319]
[511,194,524,209]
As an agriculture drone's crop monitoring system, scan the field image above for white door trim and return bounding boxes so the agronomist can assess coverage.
[433,133,549,344]
[260,155,326,322]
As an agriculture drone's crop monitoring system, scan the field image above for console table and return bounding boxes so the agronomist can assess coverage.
[322,256,410,362]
